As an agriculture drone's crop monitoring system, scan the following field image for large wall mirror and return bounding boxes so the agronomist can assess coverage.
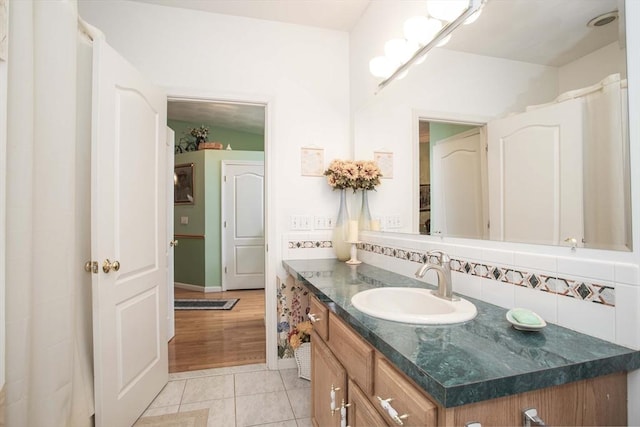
[355,0,631,251]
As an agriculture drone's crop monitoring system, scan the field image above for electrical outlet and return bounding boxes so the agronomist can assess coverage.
[290,215,300,230]
[180,216,189,225]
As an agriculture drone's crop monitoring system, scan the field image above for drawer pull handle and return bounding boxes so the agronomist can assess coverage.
[523,408,547,426]
[330,385,341,414]
[308,313,322,322]
[377,396,409,426]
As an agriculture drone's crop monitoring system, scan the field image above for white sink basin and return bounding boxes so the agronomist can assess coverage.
[351,287,477,325]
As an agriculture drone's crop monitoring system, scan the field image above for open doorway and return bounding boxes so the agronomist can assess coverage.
[167,97,267,373]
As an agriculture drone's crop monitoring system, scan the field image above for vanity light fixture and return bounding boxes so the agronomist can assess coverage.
[371,0,485,93]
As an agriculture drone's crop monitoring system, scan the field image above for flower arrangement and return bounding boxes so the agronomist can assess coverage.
[324,159,383,191]
[189,125,209,141]
[288,320,313,350]
[354,160,383,191]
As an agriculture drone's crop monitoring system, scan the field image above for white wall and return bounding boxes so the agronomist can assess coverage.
[559,41,627,93]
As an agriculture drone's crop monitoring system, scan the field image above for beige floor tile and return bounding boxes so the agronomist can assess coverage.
[141,404,180,417]
[250,420,298,427]
[279,369,311,390]
[286,388,311,419]
[181,374,235,403]
[235,370,285,396]
[295,418,313,427]
[148,380,185,408]
[236,391,295,427]
[179,397,236,427]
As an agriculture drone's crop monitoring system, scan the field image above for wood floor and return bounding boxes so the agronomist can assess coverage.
[168,288,266,373]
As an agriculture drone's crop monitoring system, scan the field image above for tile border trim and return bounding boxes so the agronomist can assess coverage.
[284,239,615,307]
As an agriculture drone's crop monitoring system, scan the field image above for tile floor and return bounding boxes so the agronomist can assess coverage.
[138,363,312,427]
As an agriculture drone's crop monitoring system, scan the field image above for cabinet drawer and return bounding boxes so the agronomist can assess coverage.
[374,357,437,427]
[328,313,374,395]
[348,379,387,427]
[309,295,329,341]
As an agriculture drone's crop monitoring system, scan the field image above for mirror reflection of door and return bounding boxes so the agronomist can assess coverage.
[419,120,487,239]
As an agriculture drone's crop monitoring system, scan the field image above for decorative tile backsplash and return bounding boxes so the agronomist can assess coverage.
[288,240,332,249]
[357,242,616,307]
[284,239,616,307]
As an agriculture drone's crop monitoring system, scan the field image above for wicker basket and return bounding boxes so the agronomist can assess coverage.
[294,342,311,380]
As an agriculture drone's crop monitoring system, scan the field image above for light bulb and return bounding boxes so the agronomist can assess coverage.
[403,16,443,45]
[369,56,397,78]
[396,70,409,80]
[384,38,415,64]
[426,0,468,22]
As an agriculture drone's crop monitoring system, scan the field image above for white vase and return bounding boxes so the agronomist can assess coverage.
[294,342,311,380]
[331,189,351,261]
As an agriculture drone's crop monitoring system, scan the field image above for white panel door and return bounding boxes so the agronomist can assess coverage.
[431,127,487,239]
[222,161,265,290]
[487,99,584,246]
[91,37,168,427]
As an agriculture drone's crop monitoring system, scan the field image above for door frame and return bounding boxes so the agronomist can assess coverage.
[166,90,276,369]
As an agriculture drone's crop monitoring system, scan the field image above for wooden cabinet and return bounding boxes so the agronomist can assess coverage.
[311,330,346,427]
[310,296,627,427]
[347,379,387,427]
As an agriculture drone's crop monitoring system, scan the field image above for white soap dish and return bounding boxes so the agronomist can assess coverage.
[506,308,547,331]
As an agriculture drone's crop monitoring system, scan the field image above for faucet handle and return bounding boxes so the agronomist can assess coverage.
[427,250,450,265]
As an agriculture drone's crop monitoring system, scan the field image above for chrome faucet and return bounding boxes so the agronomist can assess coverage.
[415,250,458,301]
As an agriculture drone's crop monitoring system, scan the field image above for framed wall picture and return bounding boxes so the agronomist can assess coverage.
[300,147,325,176]
[174,163,195,204]
[374,151,393,179]
[420,184,430,212]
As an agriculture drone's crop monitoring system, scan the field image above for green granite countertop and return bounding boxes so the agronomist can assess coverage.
[283,259,640,408]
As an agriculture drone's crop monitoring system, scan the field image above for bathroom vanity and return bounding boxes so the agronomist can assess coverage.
[283,259,640,426]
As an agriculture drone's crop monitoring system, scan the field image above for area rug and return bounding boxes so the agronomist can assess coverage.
[134,408,209,426]
[174,298,239,310]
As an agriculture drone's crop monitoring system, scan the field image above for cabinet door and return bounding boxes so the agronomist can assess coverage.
[309,295,329,341]
[347,379,387,427]
[375,357,438,426]
[312,331,346,427]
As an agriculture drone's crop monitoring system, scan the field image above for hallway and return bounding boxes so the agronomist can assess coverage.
[169,288,266,373]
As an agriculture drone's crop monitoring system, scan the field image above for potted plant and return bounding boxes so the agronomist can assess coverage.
[288,320,313,380]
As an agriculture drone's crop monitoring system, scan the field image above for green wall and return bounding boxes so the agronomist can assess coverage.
[173,150,265,290]
[168,119,264,151]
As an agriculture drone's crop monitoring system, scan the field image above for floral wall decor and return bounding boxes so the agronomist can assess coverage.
[277,275,311,358]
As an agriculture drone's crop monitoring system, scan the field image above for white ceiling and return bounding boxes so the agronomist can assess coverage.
[128,0,370,31]
[158,0,623,133]
[168,100,265,136]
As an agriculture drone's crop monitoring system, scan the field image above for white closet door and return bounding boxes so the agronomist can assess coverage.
[222,160,265,290]
[487,99,584,246]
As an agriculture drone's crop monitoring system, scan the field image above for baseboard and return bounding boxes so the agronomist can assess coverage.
[277,357,298,370]
[174,282,221,293]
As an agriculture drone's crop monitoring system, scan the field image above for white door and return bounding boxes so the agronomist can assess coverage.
[166,127,175,340]
[90,37,168,427]
[431,127,487,239]
[487,98,584,246]
[222,161,265,290]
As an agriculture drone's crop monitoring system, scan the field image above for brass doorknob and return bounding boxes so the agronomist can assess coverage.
[103,259,121,273]
[170,240,179,247]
